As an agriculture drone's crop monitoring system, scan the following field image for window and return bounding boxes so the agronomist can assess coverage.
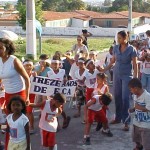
[106,20,112,27]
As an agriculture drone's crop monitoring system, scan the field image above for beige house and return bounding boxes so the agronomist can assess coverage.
[0,10,18,26]
[0,10,150,28]
[92,11,150,28]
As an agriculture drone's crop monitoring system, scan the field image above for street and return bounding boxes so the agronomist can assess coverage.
[0,52,135,150]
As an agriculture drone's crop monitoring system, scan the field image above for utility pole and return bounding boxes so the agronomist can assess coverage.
[26,0,37,60]
[128,0,133,33]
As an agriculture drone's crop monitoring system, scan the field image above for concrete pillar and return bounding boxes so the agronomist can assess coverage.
[26,0,37,60]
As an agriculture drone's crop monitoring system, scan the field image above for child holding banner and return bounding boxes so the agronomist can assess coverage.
[23,59,37,134]
[29,93,66,150]
[47,58,71,129]
[74,57,88,118]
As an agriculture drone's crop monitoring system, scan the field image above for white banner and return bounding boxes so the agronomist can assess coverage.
[30,76,77,97]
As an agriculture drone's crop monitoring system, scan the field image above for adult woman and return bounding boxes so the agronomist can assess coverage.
[71,35,89,59]
[0,38,30,112]
[101,31,138,131]
[0,38,30,150]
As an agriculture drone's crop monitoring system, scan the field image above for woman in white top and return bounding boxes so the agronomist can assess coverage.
[71,35,89,59]
[0,38,30,149]
[0,38,30,113]
[146,30,150,49]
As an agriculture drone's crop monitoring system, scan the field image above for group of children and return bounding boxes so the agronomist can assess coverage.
[0,31,150,150]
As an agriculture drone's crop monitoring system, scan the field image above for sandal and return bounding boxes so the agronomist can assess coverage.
[133,145,143,150]
[62,116,71,129]
[110,119,121,124]
[73,113,80,118]
[122,125,129,131]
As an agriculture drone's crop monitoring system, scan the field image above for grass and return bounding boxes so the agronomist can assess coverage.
[14,37,113,60]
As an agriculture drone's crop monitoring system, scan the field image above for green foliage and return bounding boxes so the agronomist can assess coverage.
[108,0,150,13]
[42,0,85,11]
[16,0,44,30]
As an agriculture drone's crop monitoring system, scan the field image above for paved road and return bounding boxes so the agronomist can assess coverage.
[0,52,135,150]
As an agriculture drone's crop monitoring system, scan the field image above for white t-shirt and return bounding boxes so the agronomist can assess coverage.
[6,113,29,143]
[0,55,25,93]
[142,60,150,74]
[95,59,104,67]
[147,37,150,48]
[85,69,99,88]
[47,69,65,81]
[75,69,88,86]
[69,62,79,80]
[133,90,150,129]
[39,100,58,132]
[72,44,88,55]
[93,84,108,95]
[88,95,102,111]
[0,83,5,98]
[138,52,144,73]
[105,53,113,65]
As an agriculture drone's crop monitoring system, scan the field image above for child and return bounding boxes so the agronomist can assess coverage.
[128,78,150,150]
[89,50,103,67]
[74,57,88,118]
[84,59,99,102]
[47,58,71,129]
[6,96,30,150]
[104,46,113,84]
[0,81,5,149]
[83,93,113,145]
[93,73,109,131]
[0,81,5,110]
[138,50,150,93]
[23,59,37,134]
[29,93,66,150]
[93,73,109,96]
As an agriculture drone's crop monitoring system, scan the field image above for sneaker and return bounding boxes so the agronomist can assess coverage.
[83,137,91,145]
[102,129,113,137]
[81,120,86,124]
[95,122,102,131]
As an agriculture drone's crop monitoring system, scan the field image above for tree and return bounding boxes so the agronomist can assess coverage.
[108,0,128,12]
[17,0,44,30]
[108,0,150,13]
[42,0,86,11]
[103,0,112,6]
[5,2,14,10]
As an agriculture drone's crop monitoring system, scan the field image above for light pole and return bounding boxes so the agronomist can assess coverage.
[26,0,37,60]
[128,0,133,33]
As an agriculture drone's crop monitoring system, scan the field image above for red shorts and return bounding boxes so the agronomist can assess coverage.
[41,129,56,147]
[88,109,108,124]
[86,88,94,102]
[0,97,5,109]
[26,94,35,113]
[5,90,26,114]
[102,105,108,115]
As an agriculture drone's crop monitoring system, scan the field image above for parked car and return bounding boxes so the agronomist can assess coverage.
[117,25,127,28]
[90,25,101,28]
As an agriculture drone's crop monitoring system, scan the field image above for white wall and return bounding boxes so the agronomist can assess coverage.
[84,20,89,28]
[71,18,84,28]
[133,24,150,35]
[145,18,150,24]
[45,19,71,27]
[0,24,149,37]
